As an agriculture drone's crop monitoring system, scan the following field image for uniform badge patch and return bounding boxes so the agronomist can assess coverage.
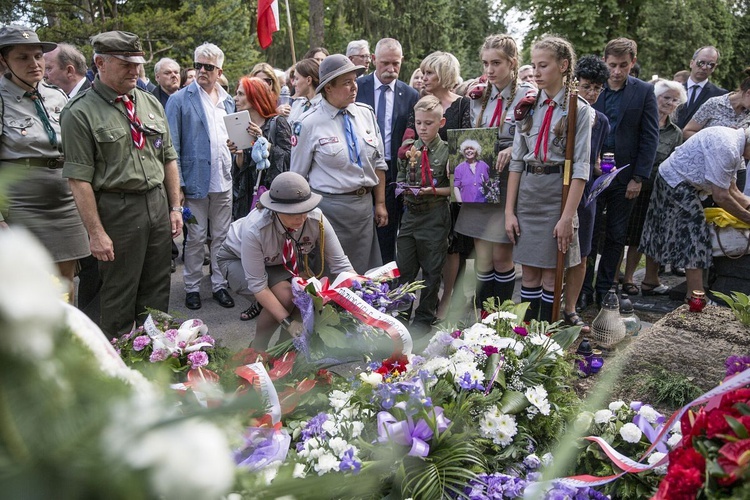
[291,135,297,147]
[154,137,163,149]
[319,137,340,146]
[293,122,302,136]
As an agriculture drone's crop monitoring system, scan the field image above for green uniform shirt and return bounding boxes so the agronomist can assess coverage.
[61,76,177,192]
[397,135,450,206]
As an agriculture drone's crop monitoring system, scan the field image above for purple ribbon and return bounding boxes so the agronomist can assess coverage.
[394,182,423,198]
[632,413,668,454]
[376,406,450,457]
[234,427,291,470]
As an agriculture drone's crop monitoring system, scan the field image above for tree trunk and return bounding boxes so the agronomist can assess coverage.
[308,0,324,48]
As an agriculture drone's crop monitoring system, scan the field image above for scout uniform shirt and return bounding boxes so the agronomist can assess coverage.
[509,87,591,180]
[221,208,352,294]
[471,81,536,149]
[290,97,387,194]
[396,135,450,208]
[0,77,66,160]
[62,76,178,193]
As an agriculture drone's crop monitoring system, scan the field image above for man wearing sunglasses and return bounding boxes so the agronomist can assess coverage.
[166,42,236,311]
[676,46,727,128]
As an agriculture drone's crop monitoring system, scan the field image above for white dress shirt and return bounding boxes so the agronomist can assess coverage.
[198,83,232,193]
[373,74,396,161]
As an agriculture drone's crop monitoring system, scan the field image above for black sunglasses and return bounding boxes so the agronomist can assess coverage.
[194,62,218,72]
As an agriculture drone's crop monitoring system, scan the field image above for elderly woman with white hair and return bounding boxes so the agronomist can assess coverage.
[639,126,750,299]
[453,139,491,203]
[621,79,687,296]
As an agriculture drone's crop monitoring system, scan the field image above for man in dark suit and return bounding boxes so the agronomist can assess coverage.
[43,43,91,98]
[151,57,181,109]
[676,46,727,128]
[589,38,659,305]
[356,38,419,263]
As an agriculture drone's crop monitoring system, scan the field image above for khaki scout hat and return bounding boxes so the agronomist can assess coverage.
[315,54,365,94]
[91,31,147,64]
[259,172,322,214]
[0,25,57,53]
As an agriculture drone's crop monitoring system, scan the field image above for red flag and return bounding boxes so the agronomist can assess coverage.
[257,0,280,49]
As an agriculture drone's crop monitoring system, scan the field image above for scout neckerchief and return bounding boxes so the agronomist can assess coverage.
[23,89,57,146]
[115,94,145,149]
[420,144,437,195]
[534,98,556,163]
[338,109,362,167]
[488,95,504,128]
[276,214,308,277]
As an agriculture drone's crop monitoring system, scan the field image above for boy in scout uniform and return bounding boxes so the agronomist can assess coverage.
[62,31,183,338]
[396,95,451,335]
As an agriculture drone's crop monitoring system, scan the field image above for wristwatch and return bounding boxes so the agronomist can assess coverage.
[170,206,184,213]
[632,176,643,184]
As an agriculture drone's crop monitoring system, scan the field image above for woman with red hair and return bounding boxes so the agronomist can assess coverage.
[230,76,292,220]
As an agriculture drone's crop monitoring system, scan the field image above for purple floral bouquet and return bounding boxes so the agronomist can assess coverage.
[113,312,229,376]
[284,269,422,363]
[480,173,503,204]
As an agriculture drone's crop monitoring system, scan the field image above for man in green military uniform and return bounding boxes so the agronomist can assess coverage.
[396,95,451,335]
[62,31,183,338]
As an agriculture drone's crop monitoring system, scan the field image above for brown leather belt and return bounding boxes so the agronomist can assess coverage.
[317,186,373,196]
[2,157,64,169]
[525,164,562,175]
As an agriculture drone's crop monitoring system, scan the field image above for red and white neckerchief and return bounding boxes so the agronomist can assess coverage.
[488,96,504,128]
[533,98,556,163]
[282,235,299,277]
[115,94,145,150]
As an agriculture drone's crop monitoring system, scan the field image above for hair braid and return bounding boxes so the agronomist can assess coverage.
[475,83,493,128]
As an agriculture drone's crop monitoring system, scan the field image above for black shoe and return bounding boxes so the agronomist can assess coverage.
[576,293,593,312]
[595,292,605,308]
[170,259,176,273]
[185,292,201,310]
[213,288,235,308]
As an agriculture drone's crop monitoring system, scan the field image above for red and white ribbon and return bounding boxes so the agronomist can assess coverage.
[557,367,750,488]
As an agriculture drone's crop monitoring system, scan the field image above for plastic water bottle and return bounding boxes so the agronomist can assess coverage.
[279,85,291,106]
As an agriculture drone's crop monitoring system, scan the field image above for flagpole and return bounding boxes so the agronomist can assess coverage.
[284,0,296,65]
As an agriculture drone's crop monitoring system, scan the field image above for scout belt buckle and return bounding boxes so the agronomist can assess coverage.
[354,186,367,196]
[533,165,545,175]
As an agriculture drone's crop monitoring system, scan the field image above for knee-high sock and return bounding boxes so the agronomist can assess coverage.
[476,270,495,310]
[539,288,555,323]
[493,268,516,304]
[521,285,542,322]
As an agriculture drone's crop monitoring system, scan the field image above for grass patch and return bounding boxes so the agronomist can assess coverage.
[623,365,705,409]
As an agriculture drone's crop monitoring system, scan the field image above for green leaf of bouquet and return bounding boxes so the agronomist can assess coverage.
[317,325,350,348]
[737,403,750,416]
[551,325,581,350]
[499,390,529,414]
[513,302,530,322]
[712,291,735,307]
[317,303,340,326]
[726,415,750,439]
[734,292,750,306]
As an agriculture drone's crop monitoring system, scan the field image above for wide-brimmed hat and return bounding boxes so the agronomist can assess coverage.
[316,54,365,93]
[0,25,57,53]
[91,31,147,64]
[259,172,321,214]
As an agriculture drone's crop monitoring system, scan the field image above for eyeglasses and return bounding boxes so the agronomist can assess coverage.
[579,83,604,95]
[351,54,370,59]
[262,78,274,86]
[193,62,218,72]
[695,60,717,69]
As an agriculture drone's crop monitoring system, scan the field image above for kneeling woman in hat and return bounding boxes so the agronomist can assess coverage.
[217,172,354,349]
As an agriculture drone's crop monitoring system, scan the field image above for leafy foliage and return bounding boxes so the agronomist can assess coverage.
[712,291,750,326]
